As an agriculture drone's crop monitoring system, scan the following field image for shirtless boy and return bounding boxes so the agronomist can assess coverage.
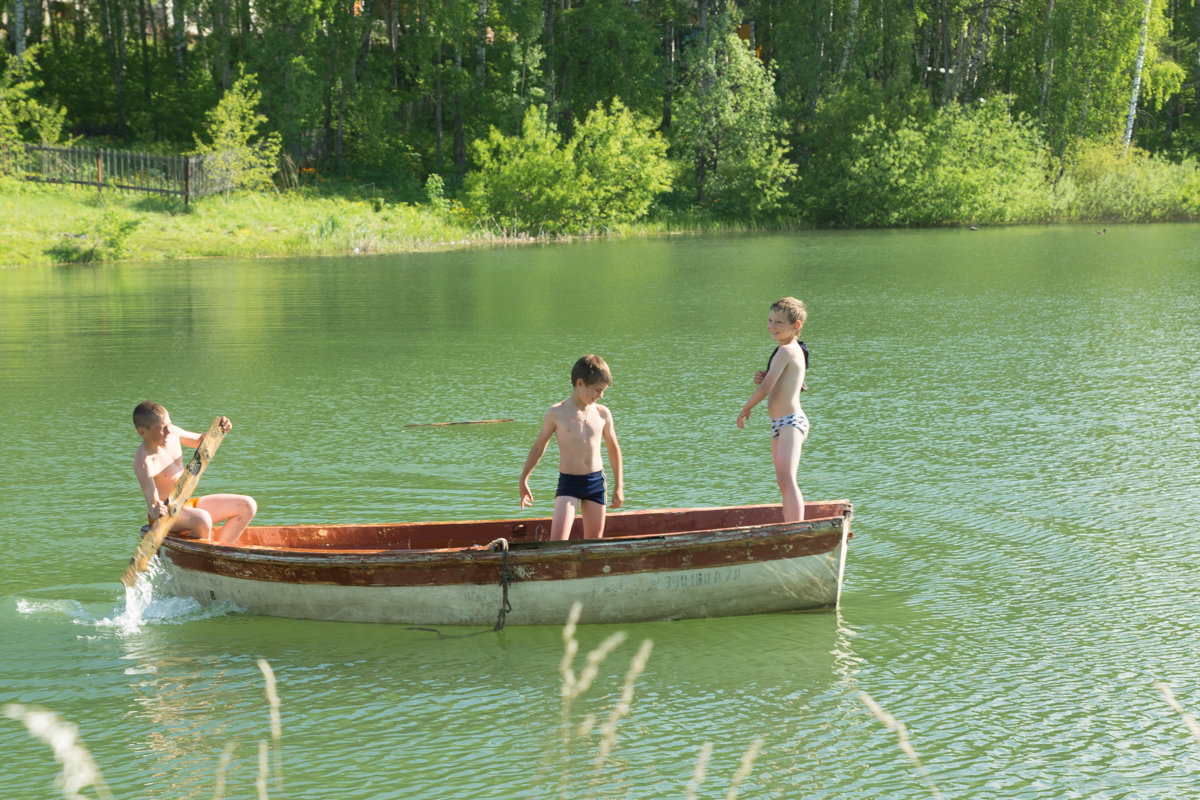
[519,355,624,540]
[736,297,809,522]
[133,401,257,543]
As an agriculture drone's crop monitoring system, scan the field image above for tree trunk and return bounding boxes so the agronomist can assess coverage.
[1123,0,1154,152]
[454,48,466,175]
[14,0,27,58]
[965,0,993,102]
[543,0,555,108]
[173,0,187,77]
[660,18,674,131]
[1039,0,1055,118]
[28,0,44,45]
[435,39,444,172]
[475,0,487,84]
[215,0,232,90]
[838,0,860,76]
[138,0,152,105]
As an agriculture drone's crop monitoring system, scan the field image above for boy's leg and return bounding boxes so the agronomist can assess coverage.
[170,506,213,539]
[550,495,579,541]
[579,500,606,539]
[197,494,258,544]
[771,429,804,523]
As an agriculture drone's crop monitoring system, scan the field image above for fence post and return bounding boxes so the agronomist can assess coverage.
[184,157,191,207]
[96,149,103,200]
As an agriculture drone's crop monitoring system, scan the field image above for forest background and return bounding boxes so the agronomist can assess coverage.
[4,0,1200,264]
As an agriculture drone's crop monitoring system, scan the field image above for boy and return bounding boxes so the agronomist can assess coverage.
[519,355,624,540]
[133,401,257,543]
[736,297,809,522]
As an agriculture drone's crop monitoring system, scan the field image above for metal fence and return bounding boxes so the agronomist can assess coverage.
[1,143,232,205]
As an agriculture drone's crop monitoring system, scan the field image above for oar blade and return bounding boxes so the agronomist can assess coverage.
[121,417,227,587]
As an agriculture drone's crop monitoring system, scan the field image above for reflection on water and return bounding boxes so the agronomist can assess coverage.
[3,226,1200,798]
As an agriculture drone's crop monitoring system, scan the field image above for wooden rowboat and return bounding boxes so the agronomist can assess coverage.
[157,500,853,626]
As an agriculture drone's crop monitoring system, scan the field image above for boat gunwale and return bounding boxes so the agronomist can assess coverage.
[158,501,853,570]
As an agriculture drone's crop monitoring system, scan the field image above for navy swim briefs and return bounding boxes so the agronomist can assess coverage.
[556,471,606,505]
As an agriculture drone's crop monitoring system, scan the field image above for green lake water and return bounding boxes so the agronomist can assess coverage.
[2,225,1199,799]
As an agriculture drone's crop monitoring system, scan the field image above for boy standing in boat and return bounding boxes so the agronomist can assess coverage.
[736,297,809,522]
[132,401,257,543]
[519,355,624,540]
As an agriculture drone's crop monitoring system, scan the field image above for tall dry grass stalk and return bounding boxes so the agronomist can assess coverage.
[858,691,944,800]
[725,737,764,800]
[594,638,654,766]
[560,602,629,702]
[257,741,270,800]
[3,703,113,800]
[1154,682,1200,747]
[685,741,714,800]
[257,659,284,795]
[211,741,237,800]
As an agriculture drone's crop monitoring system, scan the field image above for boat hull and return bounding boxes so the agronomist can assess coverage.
[158,501,852,626]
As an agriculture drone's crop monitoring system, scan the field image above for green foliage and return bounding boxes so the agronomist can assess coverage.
[425,173,450,213]
[45,207,141,263]
[464,100,670,234]
[571,100,673,226]
[670,15,797,218]
[800,94,1049,227]
[1049,141,1200,222]
[561,0,661,122]
[0,48,71,152]
[341,79,423,183]
[193,73,283,194]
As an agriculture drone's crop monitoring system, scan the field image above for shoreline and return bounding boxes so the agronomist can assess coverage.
[3,180,1196,269]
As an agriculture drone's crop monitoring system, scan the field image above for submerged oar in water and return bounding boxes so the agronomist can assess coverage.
[404,418,514,428]
[121,417,227,587]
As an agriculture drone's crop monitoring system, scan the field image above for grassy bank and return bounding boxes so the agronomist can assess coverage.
[0,179,495,267]
[6,139,1200,269]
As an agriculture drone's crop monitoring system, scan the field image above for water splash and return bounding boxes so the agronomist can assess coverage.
[14,557,240,633]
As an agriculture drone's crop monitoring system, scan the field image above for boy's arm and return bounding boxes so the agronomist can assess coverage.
[737,356,787,428]
[600,406,623,509]
[519,411,557,508]
[176,416,231,448]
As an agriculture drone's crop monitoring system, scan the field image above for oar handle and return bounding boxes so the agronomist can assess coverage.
[121,417,228,587]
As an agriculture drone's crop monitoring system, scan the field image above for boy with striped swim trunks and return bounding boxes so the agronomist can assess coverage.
[519,355,624,540]
[736,297,810,522]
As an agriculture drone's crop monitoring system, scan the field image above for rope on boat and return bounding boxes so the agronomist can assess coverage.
[404,538,515,638]
[484,538,515,631]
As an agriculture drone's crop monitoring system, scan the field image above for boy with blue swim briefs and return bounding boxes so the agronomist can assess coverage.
[736,297,810,522]
[519,355,624,540]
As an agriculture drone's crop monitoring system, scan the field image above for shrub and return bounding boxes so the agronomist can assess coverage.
[799,94,1048,226]
[192,73,282,196]
[1050,141,1200,222]
[464,101,670,234]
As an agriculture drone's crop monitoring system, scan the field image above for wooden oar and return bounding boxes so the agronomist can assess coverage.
[121,417,228,587]
[404,418,514,428]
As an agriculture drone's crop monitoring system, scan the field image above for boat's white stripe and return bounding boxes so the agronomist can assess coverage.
[163,546,845,626]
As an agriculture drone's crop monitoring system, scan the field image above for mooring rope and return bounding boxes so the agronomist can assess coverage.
[405,537,515,638]
[484,538,515,631]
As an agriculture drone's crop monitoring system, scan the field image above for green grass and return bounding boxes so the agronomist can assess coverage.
[0,179,489,267]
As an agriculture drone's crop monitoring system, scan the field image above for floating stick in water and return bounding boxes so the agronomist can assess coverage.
[404,418,514,428]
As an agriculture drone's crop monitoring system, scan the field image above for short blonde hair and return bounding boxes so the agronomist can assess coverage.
[771,297,807,327]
